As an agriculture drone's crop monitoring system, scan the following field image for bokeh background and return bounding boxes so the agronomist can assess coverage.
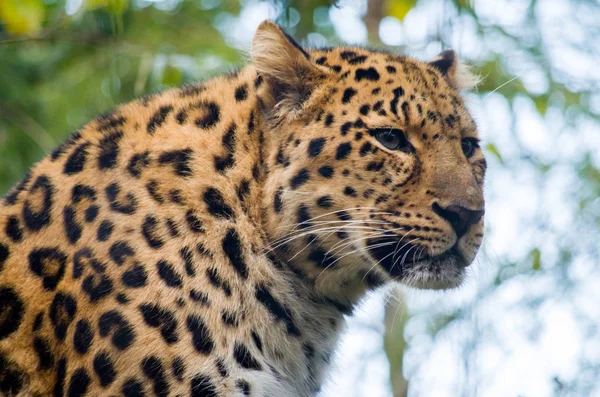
[1,0,599,396]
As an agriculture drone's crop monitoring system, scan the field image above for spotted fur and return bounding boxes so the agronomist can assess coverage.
[0,21,485,396]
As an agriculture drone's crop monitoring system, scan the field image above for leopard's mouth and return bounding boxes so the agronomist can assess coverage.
[366,237,468,290]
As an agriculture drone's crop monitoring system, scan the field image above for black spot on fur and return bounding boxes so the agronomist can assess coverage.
[251,331,263,352]
[222,228,248,279]
[166,218,180,237]
[139,304,179,344]
[390,86,404,116]
[180,83,205,97]
[308,138,326,157]
[342,88,357,104]
[109,241,134,266]
[73,319,94,355]
[214,123,236,173]
[97,112,126,131]
[318,166,334,178]
[0,243,9,272]
[63,206,82,244]
[93,351,116,387]
[84,205,99,223]
[237,179,251,204]
[317,195,333,208]
[72,184,96,204]
[51,130,81,161]
[348,55,368,64]
[180,247,196,277]
[34,337,54,369]
[106,183,138,215]
[122,264,148,288]
[72,248,106,278]
[233,343,262,370]
[171,357,185,382]
[67,368,90,397]
[142,356,170,397]
[360,142,372,156]
[206,268,232,297]
[142,215,164,249]
[191,374,217,397]
[0,288,24,340]
[127,151,151,178]
[147,105,173,134]
[146,180,164,204]
[158,149,193,177]
[340,51,357,60]
[98,310,135,350]
[5,216,23,242]
[355,67,380,82]
[237,379,251,395]
[247,111,255,134]
[29,247,68,291]
[273,187,283,213]
[23,175,54,232]
[122,378,145,397]
[203,187,234,219]
[255,284,300,337]
[290,168,310,189]
[335,142,352,160]
[221,311,239,327]
[190,290,210,306]
[235,84,248,101]
[344,186,357,197]
[98,130,124,170]
[3,171,31,205]
[169,189,184,205]
[49,292,77,342]
[324,113,334,126]
[340,121,352,136]
[157,260,183,288]
[194,101,221,129]
[53,358,67,397]
[308,245,338,270]
[297,204,311,229]
[97,220,114,242]
[81,273,114,303]
[366,160,384,171]
[186,315,214,354]
[64,142,91,175]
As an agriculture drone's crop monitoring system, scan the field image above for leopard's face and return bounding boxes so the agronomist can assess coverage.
[258,35,486,291]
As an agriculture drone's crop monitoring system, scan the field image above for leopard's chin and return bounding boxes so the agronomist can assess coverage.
[367,238,470,290]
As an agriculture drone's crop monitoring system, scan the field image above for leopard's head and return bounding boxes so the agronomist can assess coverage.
[254,21,485,300]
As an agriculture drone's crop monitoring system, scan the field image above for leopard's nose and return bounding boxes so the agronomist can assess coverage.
[432,202,484,238]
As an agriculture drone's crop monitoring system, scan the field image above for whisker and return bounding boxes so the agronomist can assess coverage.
[315,241,397,281]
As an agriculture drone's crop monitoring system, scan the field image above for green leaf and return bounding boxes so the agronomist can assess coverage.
[484,143,504,164]
[531,248,541,271]
[385,0,417,21]
[161,65,182,87]
[533,94,548,115]
[0,0,45,35]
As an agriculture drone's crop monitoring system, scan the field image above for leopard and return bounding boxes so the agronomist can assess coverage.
[0,20,486,397]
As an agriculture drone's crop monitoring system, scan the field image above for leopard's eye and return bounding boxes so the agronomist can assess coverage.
[372,128,413,153]
[461,137,480,158]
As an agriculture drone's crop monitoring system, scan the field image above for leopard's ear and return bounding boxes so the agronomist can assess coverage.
[251,20,326,116]
[429,49,481,91]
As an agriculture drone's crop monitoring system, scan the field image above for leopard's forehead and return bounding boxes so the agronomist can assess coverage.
[306,47,478,139]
